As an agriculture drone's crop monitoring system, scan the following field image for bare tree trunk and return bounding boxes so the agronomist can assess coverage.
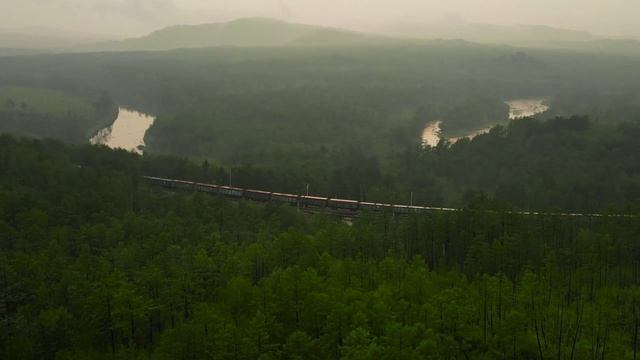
[570,300,583,360]
[557,301,564,360]
[634,302,638,360]
[532,292,544,360]
[107,297,116,354]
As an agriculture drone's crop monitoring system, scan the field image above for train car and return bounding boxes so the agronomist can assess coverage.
[217,186,243,198]
[173,180,196,190]
[438,207,459,213]
[358,202,394,212]
[392,205,412,214]
[378,203,393,212]
[300,195,329,208]
[244,189,272,202]
[194,183,218,193]
[328,198,359,210]
[272,192,299,204]
[143,176,173,188]
[408,206,429,214]
[359,202,379,212]
[204,183,221,194]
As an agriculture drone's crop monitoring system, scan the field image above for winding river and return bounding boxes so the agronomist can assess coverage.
[90,108,155,155]
[422,99,549,147]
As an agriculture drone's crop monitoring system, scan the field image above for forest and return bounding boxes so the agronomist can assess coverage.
[136,116,640,214]
[1,43,640,212]
[1,43,640,155]
[1,134,640,359]
[1,23,640,360]
[0,86,117,144]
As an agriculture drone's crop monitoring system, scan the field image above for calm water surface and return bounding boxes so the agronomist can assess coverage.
[90,108,155,154]
[422,99,549,147]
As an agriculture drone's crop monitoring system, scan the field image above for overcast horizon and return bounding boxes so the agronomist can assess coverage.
[2,0,640,39]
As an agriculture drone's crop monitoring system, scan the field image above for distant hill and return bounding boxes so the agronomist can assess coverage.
[79,18,393,52]
[4,18,638,55]
[0,47,46,57]
[381,20,600,47]
[543,39,640,55]
[0,27,113,50]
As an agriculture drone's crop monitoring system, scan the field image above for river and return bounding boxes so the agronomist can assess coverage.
[421,120,442,147]
[90,108,155,155]
[422,99,549,147]
[506,99,549,120]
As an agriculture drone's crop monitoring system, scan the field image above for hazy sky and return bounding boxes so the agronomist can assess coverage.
[2,0,640,38]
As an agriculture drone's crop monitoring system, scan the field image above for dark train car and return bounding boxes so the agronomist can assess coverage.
[392,205,411,214]
[301,195,329,208]
[407,206,427,213]
[378,203,393,212]
[204,183,221,194]
[272,192,298,204]
[195,183,219,193]
[359,202,379,212]
[144,176,173,188]
[328,198,359,210]
[244,189,272,202]
[360,202,393,212]
[217,186,243,198]
[429,206,458,213]
[173,180,196,190]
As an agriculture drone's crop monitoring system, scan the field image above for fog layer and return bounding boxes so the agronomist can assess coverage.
[1,0,639,38]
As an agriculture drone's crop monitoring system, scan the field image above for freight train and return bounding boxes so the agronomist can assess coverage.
[142,177,639,218]
[143,176,457,214]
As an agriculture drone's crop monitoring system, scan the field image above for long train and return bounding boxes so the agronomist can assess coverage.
[142,176,457,215]
[142,176,637,218]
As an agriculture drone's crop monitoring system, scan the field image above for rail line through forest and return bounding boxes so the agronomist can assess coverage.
[143,176,639,219]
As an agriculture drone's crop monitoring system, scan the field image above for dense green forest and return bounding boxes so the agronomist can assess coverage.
[390,117,640,211]
[2,30,640,360]
[0,86,117,143]
[137,116,640,214]
[1,44,640,204]
[2,47,638,210]
[1,42,640,155]
[1,135,640,359]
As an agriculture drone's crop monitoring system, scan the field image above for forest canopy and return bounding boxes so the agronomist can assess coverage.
[1,135,640,359]
[1,22,640,359]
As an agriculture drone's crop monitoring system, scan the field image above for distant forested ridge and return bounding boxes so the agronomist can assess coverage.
[79,18,394,52]
[1,42,639,155]
[1,135,640,359]
[0,44,640,210]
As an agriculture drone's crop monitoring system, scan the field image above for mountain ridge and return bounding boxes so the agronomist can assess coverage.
[78,18,393,52]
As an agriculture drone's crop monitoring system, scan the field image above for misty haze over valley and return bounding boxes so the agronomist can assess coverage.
[2,1,640,359]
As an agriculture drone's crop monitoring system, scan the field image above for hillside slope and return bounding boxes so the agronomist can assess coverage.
[382,21,599,46]
[82,18,391,51]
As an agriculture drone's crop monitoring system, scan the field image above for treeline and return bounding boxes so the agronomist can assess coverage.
[1,135,640,359]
